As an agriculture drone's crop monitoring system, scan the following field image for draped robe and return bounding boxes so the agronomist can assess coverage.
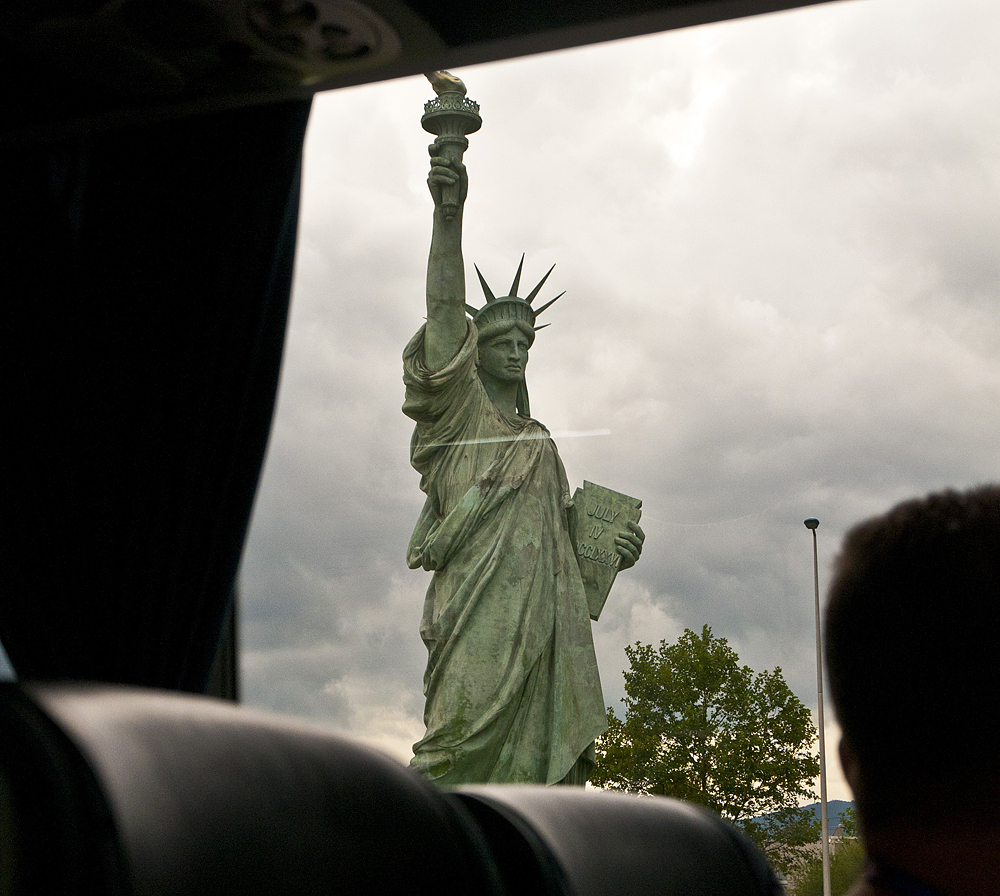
[403,320,606,785]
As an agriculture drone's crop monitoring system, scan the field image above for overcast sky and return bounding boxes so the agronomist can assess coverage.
[235,0,1000,803]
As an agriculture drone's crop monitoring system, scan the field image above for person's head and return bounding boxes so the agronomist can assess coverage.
[825,485,1000,832]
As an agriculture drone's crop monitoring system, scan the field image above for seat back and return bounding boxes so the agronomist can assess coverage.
[0,683,499,896]
[456,785,783,896]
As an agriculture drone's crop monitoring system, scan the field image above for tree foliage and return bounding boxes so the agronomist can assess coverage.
[592,626,820,869]
[838,805,858,837]
[790,839,865,896]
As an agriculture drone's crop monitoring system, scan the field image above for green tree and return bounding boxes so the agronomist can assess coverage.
[592,626,820,873]
[791,839,865,896]
[838,804,858,837]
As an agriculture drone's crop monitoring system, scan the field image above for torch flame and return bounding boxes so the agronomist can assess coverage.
[425,71,467,97]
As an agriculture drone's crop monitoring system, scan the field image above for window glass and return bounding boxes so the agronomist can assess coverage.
[240,0,1000,800]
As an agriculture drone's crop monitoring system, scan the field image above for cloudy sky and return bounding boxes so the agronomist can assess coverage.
[236,0,1000,803]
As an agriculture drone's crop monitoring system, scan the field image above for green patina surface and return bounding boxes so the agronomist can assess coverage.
[404,322,606,785]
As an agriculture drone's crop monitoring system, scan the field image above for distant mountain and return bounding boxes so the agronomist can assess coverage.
[750,800,856,833]
[801,799,855,831]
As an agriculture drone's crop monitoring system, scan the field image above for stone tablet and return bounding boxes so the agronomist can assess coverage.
[570,481,642,621]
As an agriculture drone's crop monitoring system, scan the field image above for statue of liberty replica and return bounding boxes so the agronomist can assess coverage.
[403,72,644,786]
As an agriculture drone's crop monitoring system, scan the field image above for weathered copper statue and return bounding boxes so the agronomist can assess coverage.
[403,73,643,786]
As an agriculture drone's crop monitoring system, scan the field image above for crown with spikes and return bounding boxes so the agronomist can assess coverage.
[467,255,564,340]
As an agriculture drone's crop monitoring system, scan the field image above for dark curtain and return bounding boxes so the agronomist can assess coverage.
[0,98,313,693]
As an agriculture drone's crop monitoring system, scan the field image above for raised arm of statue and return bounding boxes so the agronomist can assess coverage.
[424,143,470,370]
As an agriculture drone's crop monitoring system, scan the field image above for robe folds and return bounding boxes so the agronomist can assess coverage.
[403,320,606,786]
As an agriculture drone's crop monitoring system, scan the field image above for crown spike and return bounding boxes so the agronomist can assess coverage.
[534,322,551,330]
[509,254,525,298]
[465,304,480,317]
[525,264,556,304]
[474,265,497,303]
[533,290,565,317]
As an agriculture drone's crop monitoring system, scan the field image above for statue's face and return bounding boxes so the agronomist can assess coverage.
[479,328,530,382]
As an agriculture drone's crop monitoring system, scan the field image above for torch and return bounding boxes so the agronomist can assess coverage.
[421,71,482,222]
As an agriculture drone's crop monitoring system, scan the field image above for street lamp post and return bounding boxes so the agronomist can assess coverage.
[804,518,831,896]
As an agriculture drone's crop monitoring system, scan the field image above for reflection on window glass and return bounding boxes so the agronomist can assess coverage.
[0,642,14,681]
[240,0,1000,802]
